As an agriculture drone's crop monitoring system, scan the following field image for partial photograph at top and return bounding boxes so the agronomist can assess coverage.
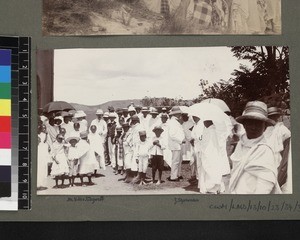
[42,0,282,36]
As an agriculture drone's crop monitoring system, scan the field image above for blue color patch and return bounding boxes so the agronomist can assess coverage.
[0,49,11,66]
[0,66,11,83]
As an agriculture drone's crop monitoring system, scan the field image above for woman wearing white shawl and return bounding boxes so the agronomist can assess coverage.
[77,132,99,185]
[37,124,52,190]
[89,125,106,171]
[229,101,281,194]
[264,107,291,169]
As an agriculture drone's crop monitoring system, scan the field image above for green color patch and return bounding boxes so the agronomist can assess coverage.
[0,83,11,99]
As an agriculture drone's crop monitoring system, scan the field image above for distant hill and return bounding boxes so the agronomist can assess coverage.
[70,99,142,124]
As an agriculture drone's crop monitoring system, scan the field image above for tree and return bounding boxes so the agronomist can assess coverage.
[194,46,290,116]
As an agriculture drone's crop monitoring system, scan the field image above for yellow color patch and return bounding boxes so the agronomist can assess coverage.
[0,99,11,116]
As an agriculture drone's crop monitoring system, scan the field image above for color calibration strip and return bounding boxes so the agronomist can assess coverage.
[0,36,31,210]
[0,49,12,198]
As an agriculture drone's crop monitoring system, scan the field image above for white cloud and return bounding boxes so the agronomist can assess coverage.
[54,47,250,105]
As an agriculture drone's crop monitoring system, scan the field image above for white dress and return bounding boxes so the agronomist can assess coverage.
[37,132,51,187]
[77,140,99,175]
[50,141,69,177]
[89,133,106,170]
[198,125,223,193]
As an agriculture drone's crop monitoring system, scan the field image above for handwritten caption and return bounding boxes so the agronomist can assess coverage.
[174,198,300,213]
[66,196,105,204]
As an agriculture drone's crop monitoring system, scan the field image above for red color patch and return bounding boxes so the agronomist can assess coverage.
[0,116,11,132]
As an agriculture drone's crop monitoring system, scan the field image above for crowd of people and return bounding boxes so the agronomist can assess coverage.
[142,0,281,34]
[37,99,291,194]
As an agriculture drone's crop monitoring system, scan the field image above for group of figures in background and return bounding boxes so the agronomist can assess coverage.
[142,0,281,34]
[37,98,291,194]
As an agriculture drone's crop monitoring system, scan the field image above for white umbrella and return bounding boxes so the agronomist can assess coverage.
[188,102,228,122]
[179,106,189,114]
[188,102,232,137]
[202,98,231,113]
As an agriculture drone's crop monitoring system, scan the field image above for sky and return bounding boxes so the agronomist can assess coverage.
[54,47,251,106]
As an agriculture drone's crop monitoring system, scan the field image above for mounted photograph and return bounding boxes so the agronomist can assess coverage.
[36,46,291,196]
[42,0,282,35]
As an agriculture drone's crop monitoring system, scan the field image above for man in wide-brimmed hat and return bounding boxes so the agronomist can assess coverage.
[167,106,185,182]
[229,101,281,194]
[140,107,151,132]
[148,108,160,133]
[90,109,108,142]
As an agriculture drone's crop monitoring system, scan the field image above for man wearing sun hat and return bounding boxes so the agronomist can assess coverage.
[90,109,108,142]
[140,107,151,132]
[167,106,185,182]
[148,108,160,133]
[229,101,282,194]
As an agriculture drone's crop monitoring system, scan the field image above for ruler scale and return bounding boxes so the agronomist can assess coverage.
[17,37,31,210]
[0,36,31,210]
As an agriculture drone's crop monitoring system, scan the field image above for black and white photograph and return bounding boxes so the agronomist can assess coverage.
[36,46,291,196]
[42,0,281,36]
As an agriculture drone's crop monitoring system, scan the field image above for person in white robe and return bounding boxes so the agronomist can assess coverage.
[198,120,223,194]
[50,134,69,188]
[190,116,204,185]
[161,113,172,167]
[148,108,160,133]
[89,125,106,172]
[77,132,99,186]
[61,112,74,139]
[37,124,52,190]
[264,107,291,169]
[167,106,185,181]
[229,101,282,194]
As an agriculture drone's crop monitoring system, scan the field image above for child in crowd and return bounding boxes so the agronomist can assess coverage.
[150,126,166,185]
[113,127,124,175]
[66,133,81,187]
[77,131,98,186]
[70,122,81,138]
[134,130,152,185]
[50,134,69,188]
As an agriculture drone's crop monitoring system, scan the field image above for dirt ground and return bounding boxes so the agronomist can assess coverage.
[37,161,200,195]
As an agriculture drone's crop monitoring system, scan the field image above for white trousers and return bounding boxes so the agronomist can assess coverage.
[170,150,182,180]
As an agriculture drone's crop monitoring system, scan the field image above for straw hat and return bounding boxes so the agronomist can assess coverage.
[141,107,149,112]
[138,130,147,136]
[128,106,136,112]
[150,108,159,115]
[66,132,80,143]
[103,112,109,118]
[268,107,281,116]
[116,127,123,132]
[169,106,182,116]
[236,101,275,125]
[74,110,86,118]
[80,131,88,139]
[152,126,164,133]
[109,112,117,118]
[96,109,103,115]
